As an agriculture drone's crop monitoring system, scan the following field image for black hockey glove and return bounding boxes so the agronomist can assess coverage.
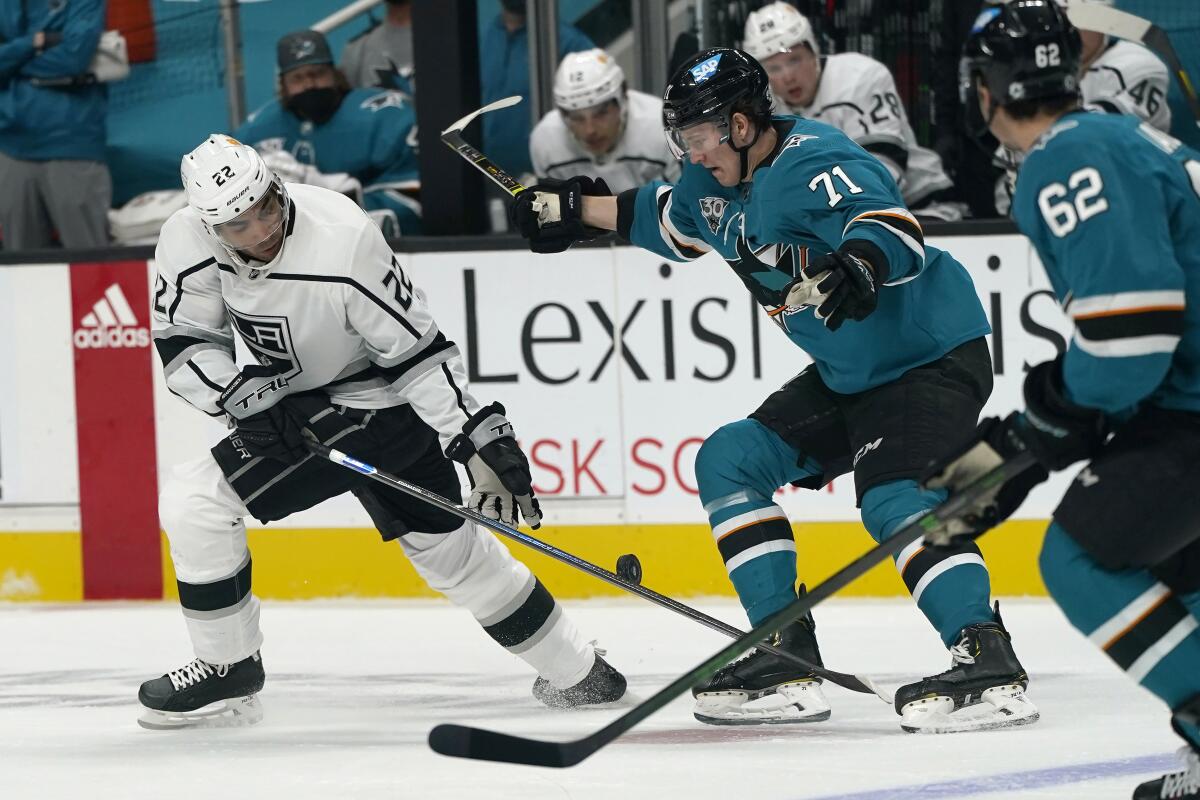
[229,393,331,465]
[920,416,1050,546]
[920,358,1108,546]
[800,244,886,331]
[446,402,543,529]
[509,176,611,254]
[218,364,293,420]
[1019,356,1110,471]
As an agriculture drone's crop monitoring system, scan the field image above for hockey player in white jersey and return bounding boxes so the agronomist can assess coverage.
[530,48,679,194]
[137,134,627,728]
[1061,0,1171,131]
[742,2,965,222]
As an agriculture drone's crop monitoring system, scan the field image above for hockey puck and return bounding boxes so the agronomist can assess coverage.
[616,553,643,585]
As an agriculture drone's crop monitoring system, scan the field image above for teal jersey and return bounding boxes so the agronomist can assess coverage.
[627,116,990,394]
[235,88,421,234]
[1012,112,1200,415]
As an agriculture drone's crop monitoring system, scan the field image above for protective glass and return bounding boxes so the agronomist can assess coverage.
[665,119,729,160]
[213,186,286,252]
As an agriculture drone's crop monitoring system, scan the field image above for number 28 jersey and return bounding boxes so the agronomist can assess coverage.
[151,183,477,449]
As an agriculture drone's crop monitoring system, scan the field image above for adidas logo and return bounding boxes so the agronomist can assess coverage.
[73,283,150,349]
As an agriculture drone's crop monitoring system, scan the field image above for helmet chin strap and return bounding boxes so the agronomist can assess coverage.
[730,123,764,183]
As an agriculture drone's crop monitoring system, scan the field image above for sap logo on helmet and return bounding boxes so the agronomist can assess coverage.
[690,54,723,84]
[971,6,1002,33]
[73,283,150,349]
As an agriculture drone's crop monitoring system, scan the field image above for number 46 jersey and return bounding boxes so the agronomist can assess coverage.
[1012,111,1200,416]
[151,183,477,447]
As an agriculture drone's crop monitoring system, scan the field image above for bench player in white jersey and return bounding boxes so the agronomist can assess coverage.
[136,134,627,728]
[530,48,679,194]
[742,2,965,222]
[1062,0,1171,130]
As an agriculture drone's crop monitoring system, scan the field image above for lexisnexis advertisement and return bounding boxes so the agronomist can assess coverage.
[0,235,1077,529]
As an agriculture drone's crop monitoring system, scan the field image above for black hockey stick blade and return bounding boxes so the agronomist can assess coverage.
[304,438,889,702]
[427,452,1038,767]
[439,95,529,197]
[1066,5,1200,123]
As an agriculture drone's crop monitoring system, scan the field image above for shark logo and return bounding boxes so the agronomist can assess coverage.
[728,237,809,328]
[698,197,728,234]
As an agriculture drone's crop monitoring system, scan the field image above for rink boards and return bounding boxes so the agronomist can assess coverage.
[0,233,1079,600]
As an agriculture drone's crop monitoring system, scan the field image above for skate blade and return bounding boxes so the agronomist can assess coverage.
[694,680,832,726]
[900,684,1039,734]
[137,694,263,730]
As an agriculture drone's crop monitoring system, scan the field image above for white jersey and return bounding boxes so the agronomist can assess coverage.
[530,89,681,193]
[787,52,960,219]
[151,183,478,451]
[1082,39,1172,132]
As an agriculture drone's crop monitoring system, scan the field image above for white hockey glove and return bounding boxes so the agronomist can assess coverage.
[447,402,543,529]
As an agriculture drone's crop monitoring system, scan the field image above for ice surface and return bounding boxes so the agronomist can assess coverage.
[1,598,1181,799]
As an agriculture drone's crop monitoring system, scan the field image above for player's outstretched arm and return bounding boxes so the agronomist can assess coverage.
[508,176,613,253]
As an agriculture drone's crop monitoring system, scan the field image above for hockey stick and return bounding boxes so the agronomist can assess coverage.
[303,439,891,702]
[1066,4,1200,124]
[439,95,529,197]
[427,452,1038,767]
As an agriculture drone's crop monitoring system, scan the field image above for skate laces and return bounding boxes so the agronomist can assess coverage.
[167,659,230,690]
[1162,747,1200,797]
[948,640,977,666]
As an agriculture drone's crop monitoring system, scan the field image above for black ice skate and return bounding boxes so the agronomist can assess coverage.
[691,608,830,726]
[1135,748,1200,799]
[532,651,627,709]
[1135,698,1200,799]
[138,652,265,730]
[895,605,1038,733]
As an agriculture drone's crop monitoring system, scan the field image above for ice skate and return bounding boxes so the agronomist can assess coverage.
[692,610,830,726]
[895,607,1038,734]
[138,652,265,730]
[532,650,627,709]
[1134,747,1200,799]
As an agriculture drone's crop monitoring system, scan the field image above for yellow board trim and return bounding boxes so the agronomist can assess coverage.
[4,521,1050,602]
[0,532,84,601]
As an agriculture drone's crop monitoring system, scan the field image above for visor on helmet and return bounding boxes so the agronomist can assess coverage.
[666,119,731,161]
[212,185,286,255]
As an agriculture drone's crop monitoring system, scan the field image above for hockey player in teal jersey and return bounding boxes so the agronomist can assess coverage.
[509,48,1038,733]
[931,2,1200,796]
[234,30,421,236]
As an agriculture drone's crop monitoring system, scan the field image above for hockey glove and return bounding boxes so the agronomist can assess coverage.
[920,415,1050,546]
[920,360,1107,546]
[218,364,293,420]
[447,402,543,529]
[1019,356,1109,471]
[230,393,330,465]
[509,176,611,254]
[801,245,885,331]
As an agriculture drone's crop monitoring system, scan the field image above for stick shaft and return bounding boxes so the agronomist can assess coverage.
[307,440,887,700]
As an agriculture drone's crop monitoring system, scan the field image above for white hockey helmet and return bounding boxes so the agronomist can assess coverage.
[743,2,820,63]
[180,134,290,271]
[554,48,626,111]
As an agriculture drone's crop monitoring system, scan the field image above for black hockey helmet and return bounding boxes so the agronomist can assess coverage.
[960,1,1081,134]
[662,48,773,180]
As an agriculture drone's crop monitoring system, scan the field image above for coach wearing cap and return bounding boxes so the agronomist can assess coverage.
[233,29,422,236]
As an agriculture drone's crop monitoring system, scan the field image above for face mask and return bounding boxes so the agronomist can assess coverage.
[287,87,341,125]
